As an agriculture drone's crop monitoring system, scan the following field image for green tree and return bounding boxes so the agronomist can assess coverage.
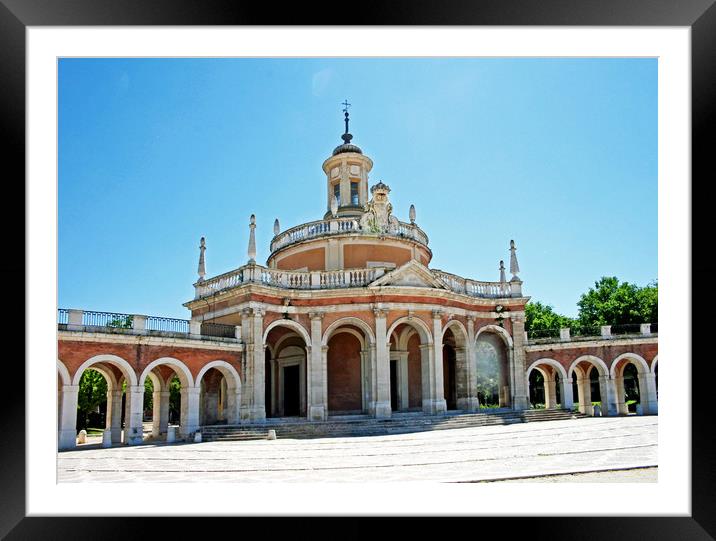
[524,301,575,332]
[107,315,133,328]
[577,277,657,327]
[77,369,107,430]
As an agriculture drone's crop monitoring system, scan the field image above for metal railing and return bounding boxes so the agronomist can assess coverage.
[146,316,190,334]
[57,308,69,325]
[200,322,236,339]
[611,323,643,336]
[83,310,134,328]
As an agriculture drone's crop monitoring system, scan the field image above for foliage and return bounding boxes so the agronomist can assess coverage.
[524,301,576,332]
[577,277,657,327]
[77,369,107,430]
[168,376,182,424]
[107,315,133,328]
[475,341,500,406]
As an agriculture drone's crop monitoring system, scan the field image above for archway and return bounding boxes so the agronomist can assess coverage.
[138,358,195,439]
[568,355,611,416]
[526,359,572,410]
[265,323,309,419]
[442,322,469,411]
[610,353,657,415]
[475,330,510,409]
[196,361,242,426]
[387,317,437,414]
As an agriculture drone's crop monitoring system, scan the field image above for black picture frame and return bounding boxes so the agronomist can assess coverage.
[3,0,712,538]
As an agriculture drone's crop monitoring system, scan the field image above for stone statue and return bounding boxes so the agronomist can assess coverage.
[359,181,399,234]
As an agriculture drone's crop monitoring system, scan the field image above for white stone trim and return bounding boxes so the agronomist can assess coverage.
[387,316,433,346]
[475,324,514,349]
[525,336,657,352]
[567,355,609,379]
[441,319,468,346]
[58,330,243,352]
[526,358,569,381]
[195,360,242,392]
[71,354,138,387]
[57,359,71,386]
[139,357,195,388]
[262,319,311,345]
[146,370,165,392]
[322,316,376,347]
[609,352,650,378]
[651,355,658,373]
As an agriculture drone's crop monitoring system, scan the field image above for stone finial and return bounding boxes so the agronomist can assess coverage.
[248,214,257,264]
[499,260,506,283]
[409,204,416,224]
[197,237,206,282]
[330,195,339,218]
[509,239,520,281]
[273,218,280,236]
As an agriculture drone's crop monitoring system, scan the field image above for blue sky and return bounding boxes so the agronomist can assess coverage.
[58,57,657,319]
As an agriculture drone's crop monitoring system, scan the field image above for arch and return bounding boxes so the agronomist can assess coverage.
[139,357,194,388]
[322,317,376,347]
[610,353,650,378]
[89,364,119,391]
[72,354,138,387]
[397,326,418,350]
[651,355,658,374]
[475,324,514,349]
[57,359,71,386]
[442,319,468,347]
[387,316,433,345]
[273,332,307,356]
[263,319,311,345]
[195,360,242,391]
[526,358,569,381]
[567,355,609,379]
[327,328,366,350]
[145,370,164,392]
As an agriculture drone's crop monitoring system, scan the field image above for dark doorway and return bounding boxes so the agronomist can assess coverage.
[283,365,300,417]
[390,360,398,411]
[443,346,457,410]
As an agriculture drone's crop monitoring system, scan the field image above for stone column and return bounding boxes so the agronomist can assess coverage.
[427,311,447,415]
[157,390,170,437]
[373,308,392,418]
[464,316,480,411]
[239,308,266,422]
[577,376,593,415]
[202,390,219,425]
[270,358,278,417]
[562,378,574,410]
[639,372,659,415]
[510,315,530,410]
[615,376,628,415]
[398,351,410,411]
[599,375,619,416]
[107,389,123,443]
[545,377,557,409]
[125,385,145,445]
[181,387,201,436]
[366,344,377,416]
[308,312,327,421]
[152,390,163,437]
[58,385,79,450]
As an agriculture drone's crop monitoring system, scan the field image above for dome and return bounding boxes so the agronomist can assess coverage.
[332,143,363,156]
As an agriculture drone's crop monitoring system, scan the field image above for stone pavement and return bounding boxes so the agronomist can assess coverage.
[57,416,657,483]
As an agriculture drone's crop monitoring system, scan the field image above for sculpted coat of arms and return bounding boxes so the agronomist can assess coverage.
[359,181,400,234]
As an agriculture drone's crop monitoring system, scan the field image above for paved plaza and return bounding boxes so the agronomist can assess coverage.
[57,416,657,483]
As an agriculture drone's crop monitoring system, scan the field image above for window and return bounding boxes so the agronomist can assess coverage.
[333,183,341,206]
[350,182,359,206]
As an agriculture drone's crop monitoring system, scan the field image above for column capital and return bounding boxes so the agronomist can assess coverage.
[321,345,329,353]
[309,311,325,322]
[510,313,525,323]
[466,314,477,323]
[373,307,388,319]
[431,309,444,321]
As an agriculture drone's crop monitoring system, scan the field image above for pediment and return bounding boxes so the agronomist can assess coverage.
[368,260,450,290]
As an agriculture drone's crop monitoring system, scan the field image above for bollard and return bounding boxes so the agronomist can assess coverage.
[194,432,202,443]
[166,425,176,443]
[77,430,87,444]
[267,429,277,440]
[102,428,112,448]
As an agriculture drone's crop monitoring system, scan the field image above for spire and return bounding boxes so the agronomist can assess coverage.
[341,99,352,145]
[509,240,520,281]
[247,214,256,264]
[273,218,280,236]
[197,237,206,282]
[409,204,416,224]
[499,260,506,283]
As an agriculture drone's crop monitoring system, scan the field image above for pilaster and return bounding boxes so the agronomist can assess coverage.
[373,308,391,418]
[509,314,530,410]
[58,385,79,450]
[308,312,327,421]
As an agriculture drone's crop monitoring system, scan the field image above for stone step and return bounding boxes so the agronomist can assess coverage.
[200,409,584,442]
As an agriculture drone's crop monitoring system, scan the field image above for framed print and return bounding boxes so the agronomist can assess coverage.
[3,0,713,538]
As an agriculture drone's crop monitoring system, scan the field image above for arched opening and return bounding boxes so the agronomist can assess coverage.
[529,369,545,407]
[568,357,609,416]
[265,324,308,418]
[475,331,510,410]
[526,360,570,410]
[388,319,434,414]
[196,361,242,427]
[442,330,458,410]
[327,329,363,415]
[610,354,654,415]
[138,358,194,439]
[60,355,138,449]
